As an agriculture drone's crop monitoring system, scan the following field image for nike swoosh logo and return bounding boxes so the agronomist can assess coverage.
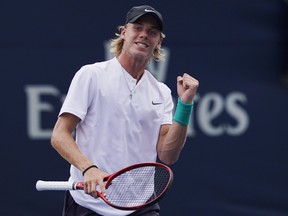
[152,101,162,105]
[145,9,156,13]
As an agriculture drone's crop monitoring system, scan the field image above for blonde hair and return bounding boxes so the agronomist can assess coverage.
[110,25,166,61]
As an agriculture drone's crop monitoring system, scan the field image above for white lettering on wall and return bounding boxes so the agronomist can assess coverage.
[187,92,249,137]
[225,92,249,135]
[24,85,63,139]
[197,92,225,136]
[25,85,249,140]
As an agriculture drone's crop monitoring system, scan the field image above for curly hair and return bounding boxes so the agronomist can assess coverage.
[110,25,166,61]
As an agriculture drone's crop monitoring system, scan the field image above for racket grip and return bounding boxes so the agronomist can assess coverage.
[36,180,77,191]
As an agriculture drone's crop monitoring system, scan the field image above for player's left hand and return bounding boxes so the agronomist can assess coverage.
[176,73,199,103]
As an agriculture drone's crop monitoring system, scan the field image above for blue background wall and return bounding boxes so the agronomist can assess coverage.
[1,0,288,215]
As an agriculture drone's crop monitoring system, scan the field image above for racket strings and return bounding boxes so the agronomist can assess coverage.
[105,166,170,208]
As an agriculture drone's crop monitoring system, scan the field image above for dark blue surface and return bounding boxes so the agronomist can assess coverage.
[1,0,288,215]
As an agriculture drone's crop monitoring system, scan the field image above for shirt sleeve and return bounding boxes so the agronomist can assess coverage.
[59,65,96,121]
[160,83,174,125]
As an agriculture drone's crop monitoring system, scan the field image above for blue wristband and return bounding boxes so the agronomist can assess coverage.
[173,98,194,126]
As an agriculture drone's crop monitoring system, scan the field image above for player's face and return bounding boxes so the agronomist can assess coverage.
[121,15,162,62]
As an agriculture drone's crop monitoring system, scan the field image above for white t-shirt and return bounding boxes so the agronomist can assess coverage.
[59,57,174,216]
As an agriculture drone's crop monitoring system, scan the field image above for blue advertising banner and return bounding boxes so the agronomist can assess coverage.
[1,0,287,215]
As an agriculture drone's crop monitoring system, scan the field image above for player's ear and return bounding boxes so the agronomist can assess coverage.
[156,38,163,49]
[119,26,126,39]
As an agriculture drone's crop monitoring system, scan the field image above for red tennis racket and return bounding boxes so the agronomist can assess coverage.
[36,162,173,210]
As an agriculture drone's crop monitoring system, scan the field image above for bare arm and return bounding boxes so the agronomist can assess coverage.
[157,73,199,165]
[51,113,90,170]
[51,113,108,197]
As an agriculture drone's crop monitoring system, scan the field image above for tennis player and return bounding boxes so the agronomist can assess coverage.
[51,5,199,216]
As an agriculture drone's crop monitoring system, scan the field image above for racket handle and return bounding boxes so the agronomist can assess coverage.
[36,180,82,191]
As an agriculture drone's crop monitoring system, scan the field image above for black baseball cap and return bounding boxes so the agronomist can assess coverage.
[125,5,163,31]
